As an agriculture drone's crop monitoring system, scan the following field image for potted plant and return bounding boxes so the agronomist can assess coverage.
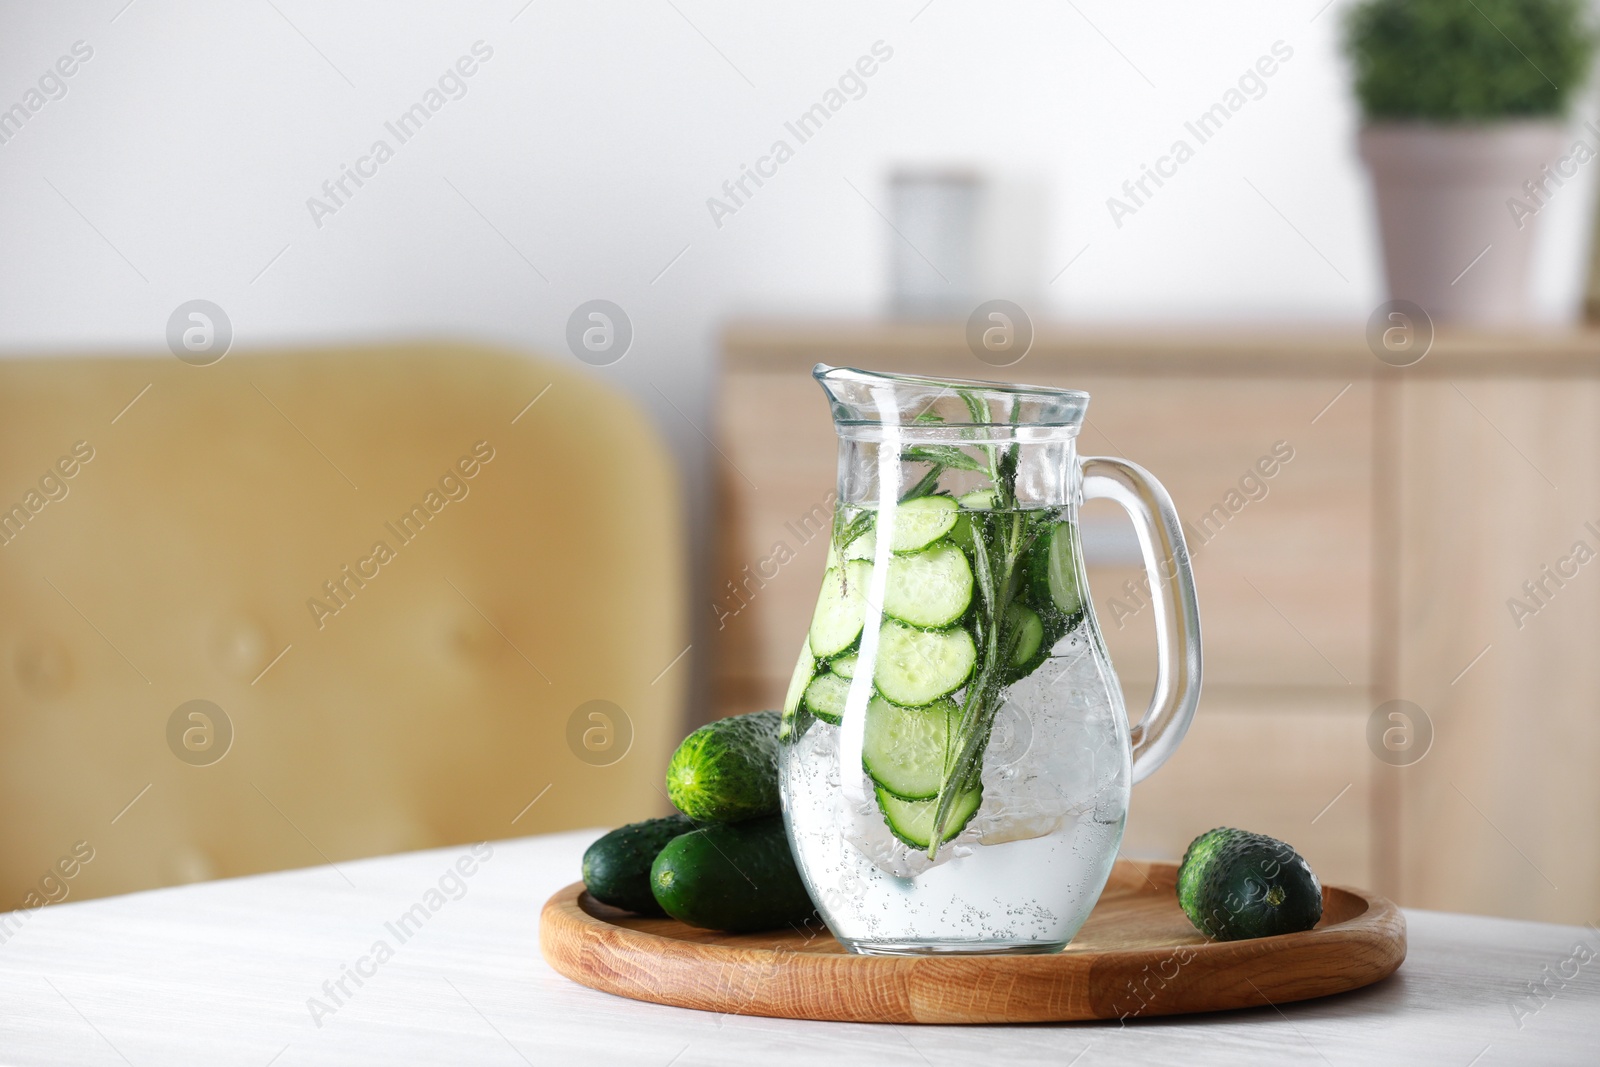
[1346,0,1595,324]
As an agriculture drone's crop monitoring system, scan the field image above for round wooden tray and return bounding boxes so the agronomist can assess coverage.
[540,859,1406,1024]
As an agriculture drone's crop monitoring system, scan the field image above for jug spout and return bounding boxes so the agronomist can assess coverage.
[813,364,1088,432]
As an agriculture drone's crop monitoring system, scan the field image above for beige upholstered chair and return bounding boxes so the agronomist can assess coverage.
[0,342,685,907]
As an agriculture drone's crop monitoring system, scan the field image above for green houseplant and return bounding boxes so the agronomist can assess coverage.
[1345,0,1596,324]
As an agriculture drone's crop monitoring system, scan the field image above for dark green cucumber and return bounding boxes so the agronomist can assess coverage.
[666,710,780,823]
[1177,828,1323,941]
[1176,827,1239,918]
[581,814,695,915]
[650,815,818,932]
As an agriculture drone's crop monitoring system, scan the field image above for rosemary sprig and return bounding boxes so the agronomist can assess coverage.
[900,445,985,472]
[827,388,1051,859]
[923,391,1032,857]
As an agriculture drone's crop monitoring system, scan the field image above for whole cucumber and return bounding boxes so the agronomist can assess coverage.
[1177,827,1323,941]
[582,814,695,916]
[665,709,781,823]
[650,815,817,933]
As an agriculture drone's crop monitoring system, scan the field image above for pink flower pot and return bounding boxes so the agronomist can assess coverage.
[1360,122,1568,325]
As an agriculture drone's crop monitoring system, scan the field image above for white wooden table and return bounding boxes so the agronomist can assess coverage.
[0,830,1594,1065]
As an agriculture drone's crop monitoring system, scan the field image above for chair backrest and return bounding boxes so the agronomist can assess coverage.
[0,341,684,907]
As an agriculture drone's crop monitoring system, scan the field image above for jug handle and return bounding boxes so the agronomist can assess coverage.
[1081,457,1203,783]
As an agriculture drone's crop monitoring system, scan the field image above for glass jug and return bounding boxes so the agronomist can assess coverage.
[779,366,1202,955]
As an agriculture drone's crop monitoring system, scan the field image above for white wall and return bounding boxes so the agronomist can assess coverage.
[1,0,1595,710]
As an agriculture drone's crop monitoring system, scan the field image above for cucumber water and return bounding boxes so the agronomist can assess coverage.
[778,367,1162,956]
[785,496,1111,852]
[781,493,1129,952]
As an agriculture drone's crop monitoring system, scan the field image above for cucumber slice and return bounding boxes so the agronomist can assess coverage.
[883,542,973,629]
[779,641,815,741]
[825,527,877,568]
[1031,521,1084,620]
[783,642,814,717]
[957,488,996,510]
[875,784,982,848]
[846,529,876,560]
[809,561,871,658]
[862,695,959,800]
[873,620,977,706]
[802,671,850,726]
[949,515,974,554]
[888,496,959,554]
[829,654,857,679]
[1006,603,1044,667]
[950,490,995,553]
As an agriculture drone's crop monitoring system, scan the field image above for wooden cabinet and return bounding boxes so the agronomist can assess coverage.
[711,322,1600,924]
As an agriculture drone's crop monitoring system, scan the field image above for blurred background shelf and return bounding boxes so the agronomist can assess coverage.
[712,319,1600,923]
